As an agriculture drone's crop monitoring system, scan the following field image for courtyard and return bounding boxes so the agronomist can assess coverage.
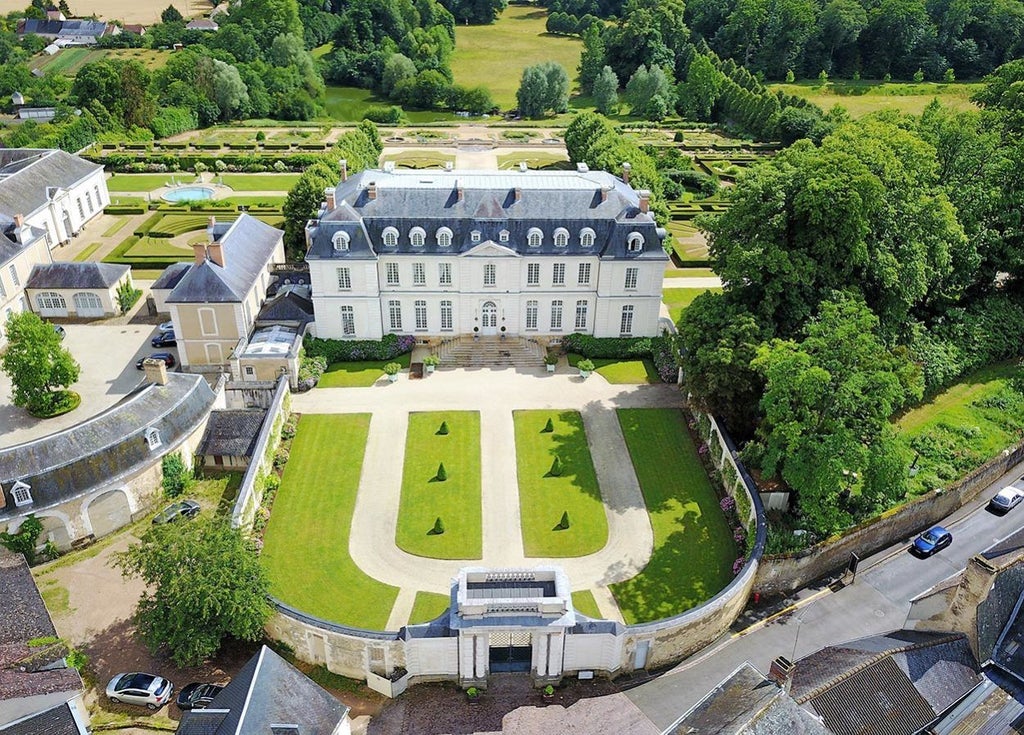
[260,366,738,631]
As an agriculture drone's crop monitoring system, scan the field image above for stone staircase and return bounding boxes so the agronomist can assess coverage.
[435,336,546,369]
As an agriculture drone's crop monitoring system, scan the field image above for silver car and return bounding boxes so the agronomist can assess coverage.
[106,672,173,709]
[990,486,1024,513]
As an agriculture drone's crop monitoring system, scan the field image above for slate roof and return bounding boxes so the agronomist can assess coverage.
[0,373,217,521]
[198,410,266,458]
[25,262,128,290]
[255,287,314,326]
[176,646,348,735]
[167,214,282,304]
[2,702,82,735]
[151,262,191,290]
[791,630,981,735]
[16,19,62,35]
[57,20,110,38]
[0,217,44,267]
[0,551,82,727]
[666,662,829,735]
[306,168,667,264]
[0,149,102,219]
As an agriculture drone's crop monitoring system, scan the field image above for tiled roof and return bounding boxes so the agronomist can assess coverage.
[0,149,101,219]
[25,262,128,290]
[255,287,313,325]
[0,373,217,521]
[176,646,348,735]
[198,410,266,458]
[167,214,282,304]
[1,702,83,735]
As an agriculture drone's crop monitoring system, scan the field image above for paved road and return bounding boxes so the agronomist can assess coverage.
[626,464,1024,731]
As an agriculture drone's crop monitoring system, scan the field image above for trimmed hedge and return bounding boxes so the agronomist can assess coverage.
[133,212,163,236]
[105,206,146,215]
[562,334,678,383]
[303,334,416,363]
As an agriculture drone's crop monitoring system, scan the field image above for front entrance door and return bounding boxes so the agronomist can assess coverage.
[489,631,532,673]
[481,301,498,335]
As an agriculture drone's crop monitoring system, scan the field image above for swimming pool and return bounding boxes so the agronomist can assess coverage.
[163,186,215,202]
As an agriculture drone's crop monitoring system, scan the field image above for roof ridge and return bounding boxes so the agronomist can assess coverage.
[233,645,267,734]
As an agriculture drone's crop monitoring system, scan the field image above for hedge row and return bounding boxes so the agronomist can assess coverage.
[562,334,658,359]
[88,152,328,173]
[303,334,416,363]
[105,206,146,215]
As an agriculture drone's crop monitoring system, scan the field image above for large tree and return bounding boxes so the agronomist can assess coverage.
[515,61,569,117]
[1,311,79,414]
[593,65,620,114]
[115,518,271,667]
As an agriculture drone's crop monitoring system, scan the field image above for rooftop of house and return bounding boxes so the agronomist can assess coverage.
[254,286,314,326]
[151,261,191,291]
[25,262,128,290]
[166,214,282,305]
[176,645,348,735]
[185,18,219,30]
[0,149,102,221]
[198,409,266,458]
[0,551,82,727]
[306,168,667,263]
[2,702,82,735]
[0,215,45,268]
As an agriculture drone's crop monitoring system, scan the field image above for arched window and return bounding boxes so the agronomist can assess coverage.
[436,228,453,248]
[627,232,645,252]
[499,229,509,243]
[527,228,543,248]
[554,228,569,248]
[410,227,426,247]
[145,427,162,451]
[382,227,399,248]
[332,231,350,251]
[580,228,596,248]
[35,292,66,311]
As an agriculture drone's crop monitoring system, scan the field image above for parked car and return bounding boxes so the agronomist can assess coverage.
[152,499,201,525]
[912,526,953,557]
[51,323,66,340]
[990,486,1024,513]
[106,672,173,710]
[136,352,176,370]
[158,320,174,332]
[151,330,176,347]
[175,682,224,711]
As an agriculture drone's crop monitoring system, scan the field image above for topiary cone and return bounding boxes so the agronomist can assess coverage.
[556,511,570,530]
[431,517,445,535]
[436,462,447,481]
[437,421,449,435]
[542,418,554,433]
[548,456,562,477]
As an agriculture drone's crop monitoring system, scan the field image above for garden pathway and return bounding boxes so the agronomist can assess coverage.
[291,368,679,628]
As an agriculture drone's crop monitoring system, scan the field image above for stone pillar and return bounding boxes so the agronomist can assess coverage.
[536,632,549,677]
[474,635,487,679]
[548,632,565,677]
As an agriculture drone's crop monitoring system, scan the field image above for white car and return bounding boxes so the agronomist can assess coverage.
[990,486,1024,513]
[106,672,173,710]
[158,321,174,332]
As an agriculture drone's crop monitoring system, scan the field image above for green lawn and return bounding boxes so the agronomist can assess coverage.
[496,152,571,170]
[611,409,736,624]
[514,410,607,557]
[102,217,129,237]
[73,243,102,262]
[218,174,301,191]
[396,411,483,559]
[663,287,722,323]
[567,354,659,384]
[262,414,399,629]
[665,267,717,278]
[323,85,456,123]
[896,362,1024,496]
[571,590,602,619]
[409,591,451,625]
[770,80,980,118]
[452,5,584,109]
[319,354,412,388]
[125,237,191,258]
[379,151,457,169]
[106,174,184,192]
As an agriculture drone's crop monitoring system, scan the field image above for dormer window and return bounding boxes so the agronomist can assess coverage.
[627,232,645,252]
[437,228,452,248]
[145,427,162,451]
[410,227,425,247]
[471,230,481,243]
[580,228,595,248]
[527,228,543,248]
[11,481,32,507]
[332,232,350,252]
[382,227,399,248]
[499,230,509,243]
[554,228,569,248]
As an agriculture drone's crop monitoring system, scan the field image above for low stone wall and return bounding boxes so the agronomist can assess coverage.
[754,440,1024,597]
[231,376,290,531]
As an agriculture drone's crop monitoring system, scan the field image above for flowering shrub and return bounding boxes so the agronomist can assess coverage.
[732,556,747,575]
[720,496,736,513]
[733,526,747,544]
[698,442,709,456]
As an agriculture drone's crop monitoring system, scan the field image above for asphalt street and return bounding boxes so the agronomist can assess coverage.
[627,465,1024,731]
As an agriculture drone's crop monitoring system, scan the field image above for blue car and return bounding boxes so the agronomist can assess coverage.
[913,525,952,557]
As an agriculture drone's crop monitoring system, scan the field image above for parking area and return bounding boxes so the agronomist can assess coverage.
[0,322,179,448]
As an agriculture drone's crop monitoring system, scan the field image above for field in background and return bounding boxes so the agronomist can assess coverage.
[770,80,980,117]
[0,0,192,24]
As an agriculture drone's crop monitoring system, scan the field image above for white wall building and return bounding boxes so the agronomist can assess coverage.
[305,166,668,341]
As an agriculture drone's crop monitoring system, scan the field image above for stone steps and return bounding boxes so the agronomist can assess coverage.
[436,336,546,368]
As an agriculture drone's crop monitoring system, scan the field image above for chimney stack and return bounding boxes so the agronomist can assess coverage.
[455,179,464,203]
[383,160,396,173]
[600,184,611,202]
[143,357,169,386]
[13,214,23,228]
[192,242,207,265]
[513,187,522,203]
[339,159,348,182]
[207,241,225,267]
[11,214,27,244]
[324,187,336,211]
[638,189,651,214]
[576,162,589,173]
[206,216,216,243]
[622,162,632,185]
[444,161,453,172]
[367,181,377,200]
[519,161,527,173]
[768,656,794,693]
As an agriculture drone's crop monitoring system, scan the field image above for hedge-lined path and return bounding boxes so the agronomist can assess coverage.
[292,367,676,627]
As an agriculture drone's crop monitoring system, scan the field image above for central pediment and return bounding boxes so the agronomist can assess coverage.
[460,241,520,258]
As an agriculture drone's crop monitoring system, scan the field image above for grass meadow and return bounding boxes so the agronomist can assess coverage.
[319,354,412,388]
[514,409,607,557]
[396,411,483,560]
[261,414,400,629]
[770,80,980,117]
[611,409,736,623]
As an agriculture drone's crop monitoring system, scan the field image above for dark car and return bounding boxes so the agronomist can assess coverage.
[175,682,224,711]
[912,525,953,557]
[136,352,176,370]
[152,500,201,525]
[106,672,173,710]
[51,324,66,340]
[151,330,177,347]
